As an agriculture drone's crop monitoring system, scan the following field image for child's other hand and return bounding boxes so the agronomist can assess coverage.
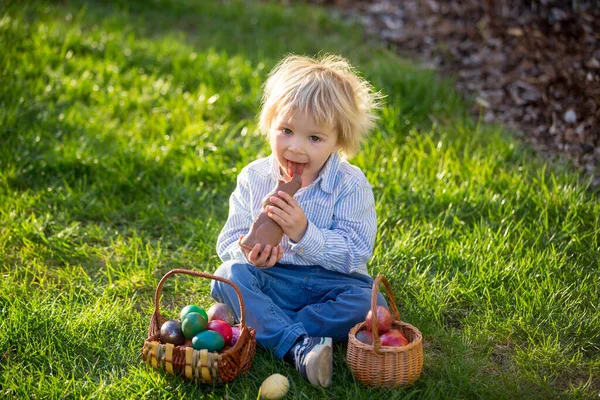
[266,191,308,243]
[238,235,283,268]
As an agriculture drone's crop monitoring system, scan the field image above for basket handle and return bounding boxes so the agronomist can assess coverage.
[153,268,249,328]
[370,275,401,355]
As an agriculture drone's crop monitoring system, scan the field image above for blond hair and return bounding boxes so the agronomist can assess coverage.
[259,54,381,159]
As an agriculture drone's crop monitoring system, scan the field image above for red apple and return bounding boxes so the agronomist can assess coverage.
[356,330,373,345]
[380,329,409,347]
[365,306,392,334]
[208,319,233,345]
[230,326,241,346]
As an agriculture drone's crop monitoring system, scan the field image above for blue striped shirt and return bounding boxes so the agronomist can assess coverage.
[216,152,377,276]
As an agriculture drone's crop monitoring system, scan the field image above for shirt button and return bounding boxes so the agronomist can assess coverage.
[298,248,304,255]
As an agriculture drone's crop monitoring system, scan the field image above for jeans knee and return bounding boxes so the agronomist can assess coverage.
[213,260,236,278]
[213,260,254,280]
[355,289,388,319]
[376,292,388,308]
[347,288,369,321]
[211,260,254,299]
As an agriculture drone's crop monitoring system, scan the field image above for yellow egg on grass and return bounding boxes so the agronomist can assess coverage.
[260,373,289,399]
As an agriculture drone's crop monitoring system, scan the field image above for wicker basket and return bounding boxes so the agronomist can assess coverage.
[347,275,423,387]
[141,268,256,384]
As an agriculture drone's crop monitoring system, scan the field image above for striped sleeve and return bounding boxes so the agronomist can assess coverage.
[216,169,252,263]
[289,181,377,275]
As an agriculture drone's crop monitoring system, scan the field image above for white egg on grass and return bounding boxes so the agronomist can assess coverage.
[259,373,289,399]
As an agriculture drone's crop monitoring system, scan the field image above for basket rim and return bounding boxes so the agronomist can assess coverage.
[348,320,422,353]
[144,323,256,358]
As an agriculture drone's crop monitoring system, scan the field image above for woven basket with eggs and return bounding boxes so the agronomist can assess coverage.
[141,269,256,384]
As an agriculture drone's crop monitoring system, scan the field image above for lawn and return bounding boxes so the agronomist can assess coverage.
[1,0,599,398]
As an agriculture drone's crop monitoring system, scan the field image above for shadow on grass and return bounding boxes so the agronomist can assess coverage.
[43,0,348,65]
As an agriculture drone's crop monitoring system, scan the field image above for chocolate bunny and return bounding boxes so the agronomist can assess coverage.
[240,171,302,253]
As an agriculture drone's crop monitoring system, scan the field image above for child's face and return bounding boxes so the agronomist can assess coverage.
[269,109,340,184]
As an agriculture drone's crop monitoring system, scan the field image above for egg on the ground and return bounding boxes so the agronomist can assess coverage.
[260,373,289,399]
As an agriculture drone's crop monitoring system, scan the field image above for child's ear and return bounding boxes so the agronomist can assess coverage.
[334,139,342,153]
[334,130,342,150]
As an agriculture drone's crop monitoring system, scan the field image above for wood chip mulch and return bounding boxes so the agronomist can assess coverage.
[304,0,600,186]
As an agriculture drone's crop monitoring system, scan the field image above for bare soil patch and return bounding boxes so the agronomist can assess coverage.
[306,0,600,185]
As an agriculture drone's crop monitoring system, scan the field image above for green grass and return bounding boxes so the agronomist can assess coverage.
[1,0,599,398]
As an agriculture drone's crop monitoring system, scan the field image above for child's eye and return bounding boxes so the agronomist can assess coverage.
[282,128,293,135]
[309,136,321,142]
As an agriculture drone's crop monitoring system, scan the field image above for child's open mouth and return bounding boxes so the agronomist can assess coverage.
[286,160,306,177]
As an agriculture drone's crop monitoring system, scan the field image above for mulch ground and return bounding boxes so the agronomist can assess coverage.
[304,0,600,186]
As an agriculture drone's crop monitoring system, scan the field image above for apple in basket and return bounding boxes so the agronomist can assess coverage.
[356,330,373,345]
[365,305,392,334]
[380,329,409,347]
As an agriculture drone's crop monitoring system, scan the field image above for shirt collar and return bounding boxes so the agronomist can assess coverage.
[269,152,340,194]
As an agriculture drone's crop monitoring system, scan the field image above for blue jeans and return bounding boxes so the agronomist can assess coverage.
[210,261,387,360]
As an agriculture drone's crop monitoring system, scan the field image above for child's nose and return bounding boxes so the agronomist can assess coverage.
[287,137,303,152]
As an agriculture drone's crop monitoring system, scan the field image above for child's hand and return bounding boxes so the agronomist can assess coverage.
[238,235,283,268]
[266,191,308,243]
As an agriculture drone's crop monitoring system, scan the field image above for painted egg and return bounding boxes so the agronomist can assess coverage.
[230,326,241,346]
[207,303,236,326]
[192,330,225,352]
[159,320,185,345]
[182,312,208,340]
[180,304,208,322]
[208,319,233,345]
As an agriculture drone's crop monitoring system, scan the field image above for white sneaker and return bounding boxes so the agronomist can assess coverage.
[286,337,333,387]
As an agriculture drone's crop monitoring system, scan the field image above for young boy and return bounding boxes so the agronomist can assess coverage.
[210,54,385,388]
